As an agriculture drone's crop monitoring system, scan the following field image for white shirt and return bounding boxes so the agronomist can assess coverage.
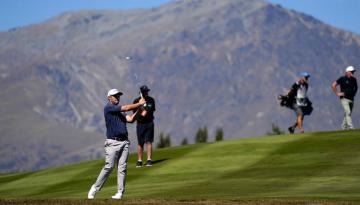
[296,83,308,106]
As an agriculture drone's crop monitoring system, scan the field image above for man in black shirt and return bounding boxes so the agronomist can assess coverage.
[332,66,358,130]
[133,85,156,167]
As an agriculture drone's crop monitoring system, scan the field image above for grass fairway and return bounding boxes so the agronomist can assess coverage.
[1,130,360,204]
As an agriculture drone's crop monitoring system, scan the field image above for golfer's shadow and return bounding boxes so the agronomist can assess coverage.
[151,158,169,165]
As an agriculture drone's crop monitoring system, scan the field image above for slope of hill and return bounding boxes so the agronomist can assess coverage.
[1,0,360,172]
[1,130,360,203]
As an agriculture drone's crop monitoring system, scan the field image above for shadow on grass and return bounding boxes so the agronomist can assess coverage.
[0,172,34,185]
[152,158,169,165]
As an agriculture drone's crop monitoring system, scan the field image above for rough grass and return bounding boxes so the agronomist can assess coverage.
[1,130,360,204]
[1,199,359,205]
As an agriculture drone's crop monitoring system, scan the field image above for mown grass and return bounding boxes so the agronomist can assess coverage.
[1,130,360,204]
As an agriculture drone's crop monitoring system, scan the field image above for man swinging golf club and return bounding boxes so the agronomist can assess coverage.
[88,88,145,200]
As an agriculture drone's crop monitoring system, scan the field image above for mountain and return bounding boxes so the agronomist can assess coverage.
[1,0,360,172]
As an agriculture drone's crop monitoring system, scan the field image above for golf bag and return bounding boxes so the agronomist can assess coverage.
[278,88,296,109]
[278,94,294,108]
[302,98,313,116]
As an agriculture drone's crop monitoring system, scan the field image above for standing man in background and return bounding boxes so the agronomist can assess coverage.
[133,85,156,167]
[88,89,145,200]
[332,66,358,130]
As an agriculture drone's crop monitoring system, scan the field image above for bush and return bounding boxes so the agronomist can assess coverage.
[181,138,188,145]
[157,132,171,148]
[215,127,224,141]
[195,126,208,143]
[266,123,285,135]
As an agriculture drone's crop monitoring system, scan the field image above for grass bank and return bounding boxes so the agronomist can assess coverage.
[1,130,360,203]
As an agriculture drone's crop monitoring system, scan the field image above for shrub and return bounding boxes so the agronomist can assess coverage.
[195,126,208,143]
[157,132,171,148]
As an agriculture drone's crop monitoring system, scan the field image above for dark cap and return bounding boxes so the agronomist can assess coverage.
[140,85,150,93]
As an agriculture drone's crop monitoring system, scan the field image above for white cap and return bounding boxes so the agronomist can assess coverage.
[345,66,356,72]
[107,89,123,97]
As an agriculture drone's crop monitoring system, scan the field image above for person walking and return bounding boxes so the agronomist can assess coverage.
[88,88,145,200]
[287,72,311,134]
[332,66,358,130]
[133,85,156,167]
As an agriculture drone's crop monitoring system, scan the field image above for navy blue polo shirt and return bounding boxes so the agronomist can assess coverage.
[104,103,128,140]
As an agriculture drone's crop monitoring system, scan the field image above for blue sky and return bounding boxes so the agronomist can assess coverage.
[0,0,359,35]
[268,0,360,35]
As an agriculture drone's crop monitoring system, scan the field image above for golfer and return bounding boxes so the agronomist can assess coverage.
[332,66,358,130]
[133,85,156,167]
[287,72,311,134]
[88,89,145,200]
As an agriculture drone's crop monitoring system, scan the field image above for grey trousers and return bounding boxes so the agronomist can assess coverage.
[341,98,354,130]
[92,139,130,195]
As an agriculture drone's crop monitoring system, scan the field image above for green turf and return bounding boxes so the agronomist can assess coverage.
[1,130,360,202]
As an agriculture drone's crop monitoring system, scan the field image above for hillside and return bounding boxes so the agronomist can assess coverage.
[1,0,360,172]
[1,130,360,203]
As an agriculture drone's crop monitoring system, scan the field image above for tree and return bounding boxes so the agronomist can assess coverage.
[181,138,188,145]
[195,126,208,143]
[157,132,171,148]
[215,127,224,141]
[266,123,285,135]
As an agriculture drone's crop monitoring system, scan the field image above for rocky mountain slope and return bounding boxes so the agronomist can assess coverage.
[1,0,360,172]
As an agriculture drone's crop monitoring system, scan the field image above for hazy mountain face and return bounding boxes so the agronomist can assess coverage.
[1,0,360,172]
